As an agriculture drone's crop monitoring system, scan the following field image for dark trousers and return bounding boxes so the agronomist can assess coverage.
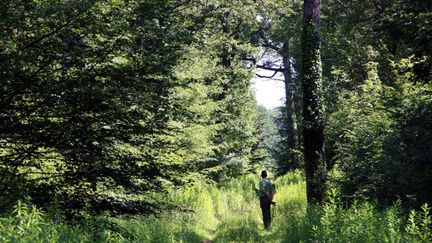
[260,196,271,229]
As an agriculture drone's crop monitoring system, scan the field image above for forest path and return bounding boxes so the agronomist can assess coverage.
[209,203,278,242]
[197,172,306,242]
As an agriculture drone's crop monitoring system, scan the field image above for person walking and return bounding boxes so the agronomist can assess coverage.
[258,170,274,230]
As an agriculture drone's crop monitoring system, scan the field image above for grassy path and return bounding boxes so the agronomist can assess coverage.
[1,171,431,242]
[130,171,431,242]
[206,171,307,242]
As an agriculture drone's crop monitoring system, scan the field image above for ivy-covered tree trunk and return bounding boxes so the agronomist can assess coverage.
[301,0,326,204]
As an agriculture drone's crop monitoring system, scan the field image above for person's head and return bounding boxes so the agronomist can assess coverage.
[261,170,267,178]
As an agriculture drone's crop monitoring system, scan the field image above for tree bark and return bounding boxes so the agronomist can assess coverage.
[281,42,298,170]
[301,0,327,204]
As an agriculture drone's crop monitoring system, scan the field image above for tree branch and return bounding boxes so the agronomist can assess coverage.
[22,6,90,50]
[258,28,281,52]
[256,64,285,72]
[241,56,257,64]
[255,74,285,82]
[256,71,278,79]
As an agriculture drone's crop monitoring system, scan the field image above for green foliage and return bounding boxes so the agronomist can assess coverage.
[168,0,261,181]
[0,200,123,242]
[405,204,432,242]
[327,57,432,206]
[2,2,432,241]
[0,0,190,214]
[322,0,430,84]
[273,106,304,173]
[0,0,262,215]
[251,106,280,170]
[319,0,432,210]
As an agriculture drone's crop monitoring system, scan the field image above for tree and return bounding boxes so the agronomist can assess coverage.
[246,0,303,173]
[0,0,196,215]
[189,0,260,181]
[301,0,326,204]
[251,106,281,171]
[321,0,432,207]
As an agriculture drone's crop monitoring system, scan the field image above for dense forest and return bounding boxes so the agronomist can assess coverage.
[1,0,431,242]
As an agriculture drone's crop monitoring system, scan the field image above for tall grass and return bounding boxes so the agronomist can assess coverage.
[1,171,431,242]
[0,200,123,242]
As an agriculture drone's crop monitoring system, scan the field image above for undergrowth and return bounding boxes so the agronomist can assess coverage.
[1,171,431,242]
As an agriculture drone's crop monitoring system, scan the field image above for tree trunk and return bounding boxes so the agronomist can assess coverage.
[301,0,326,204]
[281,42,298,170]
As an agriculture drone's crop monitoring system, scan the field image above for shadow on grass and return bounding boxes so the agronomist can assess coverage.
[212,226,261,242]
[212,218,286,242]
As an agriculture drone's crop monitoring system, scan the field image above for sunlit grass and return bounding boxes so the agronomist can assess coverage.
[1,171,431,242]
